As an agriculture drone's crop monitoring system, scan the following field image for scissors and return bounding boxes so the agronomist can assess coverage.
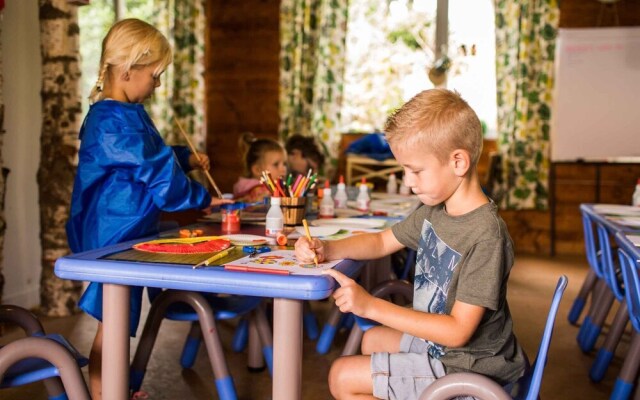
[242,245,271,258]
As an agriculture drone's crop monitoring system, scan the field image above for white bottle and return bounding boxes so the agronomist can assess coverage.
[399,175,411,195]
[265,196,284,237]
[633,178,640,207]
[356,178,370,212]
[319,182,335,218]
[387,173,398,194]
[334,175,348,209]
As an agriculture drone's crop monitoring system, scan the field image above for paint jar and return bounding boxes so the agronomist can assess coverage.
[220,203,242,234]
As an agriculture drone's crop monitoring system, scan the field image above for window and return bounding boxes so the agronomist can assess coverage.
[341,0,497,138]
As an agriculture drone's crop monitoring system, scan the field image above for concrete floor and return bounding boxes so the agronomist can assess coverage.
[0,255,627,399]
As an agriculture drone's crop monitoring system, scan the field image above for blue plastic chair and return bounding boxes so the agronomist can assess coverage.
[610,241,640,400]
[575,210,617,353]
[418,275,568,400]
[589,218,629,382]
[568,211,601,325]
[0,305,89,400]
[130,289,272,400]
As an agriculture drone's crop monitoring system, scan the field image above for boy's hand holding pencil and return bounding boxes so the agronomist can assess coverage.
[294,225,326,265]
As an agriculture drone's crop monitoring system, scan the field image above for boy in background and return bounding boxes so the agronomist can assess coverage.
[285,134,325,176]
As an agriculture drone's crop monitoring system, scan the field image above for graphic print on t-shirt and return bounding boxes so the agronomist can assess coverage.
[413,219,461,358]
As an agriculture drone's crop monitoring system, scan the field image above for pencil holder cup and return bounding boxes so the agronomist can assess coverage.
[281,197,307,227]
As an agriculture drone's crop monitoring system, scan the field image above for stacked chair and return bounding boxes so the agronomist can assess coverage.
[611,232,640,400]
[0,304,90,400]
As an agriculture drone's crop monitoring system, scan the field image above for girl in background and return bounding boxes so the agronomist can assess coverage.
[233,132,287,202]
[66,18,231,399]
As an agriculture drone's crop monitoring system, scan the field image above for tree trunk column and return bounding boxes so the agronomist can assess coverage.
[38,0,83,316]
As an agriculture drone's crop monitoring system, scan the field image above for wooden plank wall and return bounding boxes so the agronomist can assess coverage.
[205,1,280,194]
[202,0,640,255]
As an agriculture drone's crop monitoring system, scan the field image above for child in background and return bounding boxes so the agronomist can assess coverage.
[233,131,287,202]
[65,18,231,399]
[285,133,326,176]
[295,89,526,399]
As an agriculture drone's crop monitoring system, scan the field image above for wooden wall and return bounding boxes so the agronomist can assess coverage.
[202,0,640,255]
[205,0,280,194]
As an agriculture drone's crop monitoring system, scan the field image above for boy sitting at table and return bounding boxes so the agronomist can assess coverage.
[295,88,527,400]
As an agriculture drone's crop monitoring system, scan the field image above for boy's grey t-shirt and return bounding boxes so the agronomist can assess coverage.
[391,202,527,385]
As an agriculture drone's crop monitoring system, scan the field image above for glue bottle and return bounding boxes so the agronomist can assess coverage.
[265,196,284,237]
[356,178,370,212]
[399,175,411,195]
[387,173,398,194]
[633,178,640,207]
[319,181,335,218]
[334,175,348,209]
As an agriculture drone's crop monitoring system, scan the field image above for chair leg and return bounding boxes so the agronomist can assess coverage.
[253,305,274,376]
[130,290,237,400]
[612,332,640,400]
[180,321,202,369]
[247,316,265,372]
[316,304,344,354]
[590,301,629,382]
[43,377,67,400]
[578,280,616,352]
[341,324,364,356]
[303,301,319,340]
[569,268,598,325]
[130,291,170,392]
[232,317,249,353]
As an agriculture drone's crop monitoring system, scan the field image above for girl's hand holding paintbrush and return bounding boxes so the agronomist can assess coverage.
[189,152,210,171]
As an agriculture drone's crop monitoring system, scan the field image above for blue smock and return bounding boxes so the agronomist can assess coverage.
[66,100,211,336]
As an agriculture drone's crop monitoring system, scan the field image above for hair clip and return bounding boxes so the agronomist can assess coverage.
[96,80,104,92]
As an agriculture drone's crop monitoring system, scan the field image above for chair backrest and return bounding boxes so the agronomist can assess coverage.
[513,275,568,400]
[581,211,602,276]
[418,275,568,400]
[596,221,624,301]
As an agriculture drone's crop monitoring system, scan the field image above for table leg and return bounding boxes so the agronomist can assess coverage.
[273,298,303,400]
[102,283,130,400]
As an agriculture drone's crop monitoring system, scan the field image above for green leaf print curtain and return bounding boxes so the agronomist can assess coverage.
[148,0,207,151]
[279,0,349,177]
[494,0,559,210]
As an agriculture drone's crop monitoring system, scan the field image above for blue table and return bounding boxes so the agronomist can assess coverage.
[55,225,363,400]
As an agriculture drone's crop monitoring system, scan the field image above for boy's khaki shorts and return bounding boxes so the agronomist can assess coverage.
[371,333,446,400]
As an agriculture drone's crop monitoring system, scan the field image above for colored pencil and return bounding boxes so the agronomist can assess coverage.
[302,219,319,267]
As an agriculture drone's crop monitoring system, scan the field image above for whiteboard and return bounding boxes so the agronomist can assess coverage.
[551,27,640,162]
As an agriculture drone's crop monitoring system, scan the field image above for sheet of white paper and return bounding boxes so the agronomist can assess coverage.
[223,249,341,275]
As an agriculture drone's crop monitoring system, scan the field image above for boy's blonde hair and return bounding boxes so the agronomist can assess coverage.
[89,18,173,104]
[384,89,483,167]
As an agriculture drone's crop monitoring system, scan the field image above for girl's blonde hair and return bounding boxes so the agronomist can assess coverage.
[238,132,285,177]
[384,89,483,167]
[89,18,173,104]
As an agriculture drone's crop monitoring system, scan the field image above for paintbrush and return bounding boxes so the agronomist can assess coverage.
[193,248,232,269]
[174,118,223,199]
